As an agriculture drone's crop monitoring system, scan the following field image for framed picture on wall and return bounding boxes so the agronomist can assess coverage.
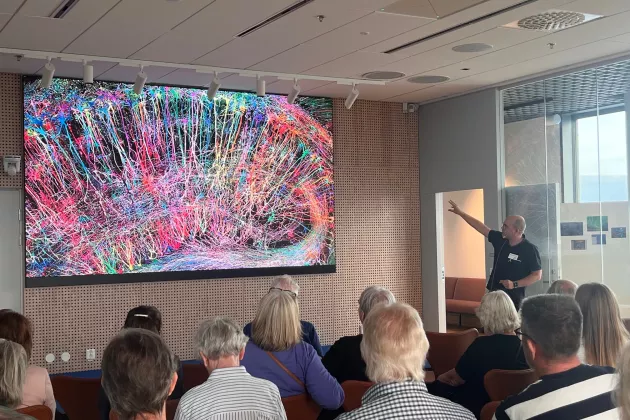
[592,234,607,245]
[612,227,627,238]
[571,240,586,250]
[561,222,584,236]
[587,216,609,232]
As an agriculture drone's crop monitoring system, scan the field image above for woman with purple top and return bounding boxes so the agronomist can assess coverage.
[241,289,344,411]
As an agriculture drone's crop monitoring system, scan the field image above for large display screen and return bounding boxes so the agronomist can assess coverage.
[24,78,335,287]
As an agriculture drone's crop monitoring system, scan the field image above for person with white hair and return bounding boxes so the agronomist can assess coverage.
[244,275,323,356]
[323,286,396,383]
[337,303,474,419]
[175,317,286,420]
[0,339,28,410]
[547,279,578,296]
[427,291,528,417]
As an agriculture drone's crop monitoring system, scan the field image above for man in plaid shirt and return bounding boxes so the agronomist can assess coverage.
[337,303,475,420]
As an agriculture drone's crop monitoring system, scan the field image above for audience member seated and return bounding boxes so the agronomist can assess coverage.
[0,311,55,417]
[428,291,528,417]
[322,286,396,383]
[616,343,630,420]
[546,279,578,296]
[337,303,475,420]
[494,295,617,419]
[0,339,28,410]
[241,289,343,411]
[175,317,285,419]
[102,329,178,420]
[244,275,323,356]
[575,282,629,367]
[98,306,184,420]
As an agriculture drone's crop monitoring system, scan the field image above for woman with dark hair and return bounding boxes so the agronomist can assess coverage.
[0,310,55,417]
[98,306,183,420]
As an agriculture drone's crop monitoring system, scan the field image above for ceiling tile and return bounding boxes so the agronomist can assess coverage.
[0,53,44,74]
[131,0,297,64]
[64,0,215,58]
[155,69,218,88]
[429,0,488,18]
[609,33,630,44]
[313,0,401,12]
[266,79,332,95]
[561,0,630,16]
[305,51,401,77]
[97,64,177,84]
[0,0,23,15]
[0,13,12,29]
[249,44,339,74]
[382,0,437,19]
[19,0,65,17]
[216,74,278,93]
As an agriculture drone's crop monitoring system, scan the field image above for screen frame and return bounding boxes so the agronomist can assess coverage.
[22,76,336,288]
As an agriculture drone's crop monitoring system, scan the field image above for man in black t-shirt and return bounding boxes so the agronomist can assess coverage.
[448,200,542,309]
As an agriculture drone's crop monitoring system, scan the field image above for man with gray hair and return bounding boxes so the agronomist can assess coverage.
[322,286,396,383]
[244,275,323,356]
[175,317,286,420]
[546,279,578,296]
[493,295,617,420]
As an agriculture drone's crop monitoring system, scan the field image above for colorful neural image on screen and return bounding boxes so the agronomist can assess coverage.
[24,78,334,284]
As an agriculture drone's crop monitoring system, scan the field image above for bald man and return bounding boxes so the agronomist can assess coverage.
[449,201,542,310]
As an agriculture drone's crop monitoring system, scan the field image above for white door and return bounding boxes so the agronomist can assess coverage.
[0,189,23,312]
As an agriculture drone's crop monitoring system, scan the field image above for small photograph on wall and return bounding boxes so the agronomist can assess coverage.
[561,222,584,236]
[587,216,609,232]
[612,227,627,239]
[592,234,607,245]
[571,240,586,250]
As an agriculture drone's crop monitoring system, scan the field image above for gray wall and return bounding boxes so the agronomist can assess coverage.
[419,89,503,331]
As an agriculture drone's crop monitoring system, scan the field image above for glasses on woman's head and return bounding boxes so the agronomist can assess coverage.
[269,287,297,298]
[515,328,533,342]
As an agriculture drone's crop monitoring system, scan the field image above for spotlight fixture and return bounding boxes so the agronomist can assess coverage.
[256,76,266,97]
[287,80,301,104]
[133,65,147,95]
[83,60,94,84]
[41,59,55,89]
[345,84,359,109]
[207,72,221,99]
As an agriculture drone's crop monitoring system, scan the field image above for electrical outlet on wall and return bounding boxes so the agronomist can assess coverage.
[86,349,96,360]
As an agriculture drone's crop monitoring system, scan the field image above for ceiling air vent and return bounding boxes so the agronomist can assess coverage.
[361,71,406,80]
[503,10,603,32]
[50,0,80,19]
[237,0,315,37]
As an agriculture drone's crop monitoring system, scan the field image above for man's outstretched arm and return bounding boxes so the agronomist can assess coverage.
[448,200,491,237]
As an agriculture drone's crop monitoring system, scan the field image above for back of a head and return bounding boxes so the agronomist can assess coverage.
[547,280,578,297]
[476,291,520,335]
[196,317,249,360]
[0,339,28,409]
[358,286,396,319]
[123,306,162,334]
[252,289,302,352]
[101,329,176,420]
[617,343,630,420]
[575,283,629,367]
[270,275,300,295]
[520,294,582,361]
[360,303,427,383]
[0,311,32,360]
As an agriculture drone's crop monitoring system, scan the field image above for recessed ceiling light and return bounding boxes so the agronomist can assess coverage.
[452,43,493,53]
[408,75,450,84]
[360,31,370,35]
[362,71,405,80]
[461,68,470,71]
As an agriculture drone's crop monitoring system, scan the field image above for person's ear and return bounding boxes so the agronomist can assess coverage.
[168,372,178,396]
[526,338,536,359]
[359,311,365,323]
[239,347,245,361]
[200,353,210,369]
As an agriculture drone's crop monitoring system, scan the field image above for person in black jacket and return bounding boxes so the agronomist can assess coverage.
[322,286,396,383]
[98,306,184,420]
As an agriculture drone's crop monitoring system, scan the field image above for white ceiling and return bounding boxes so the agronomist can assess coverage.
[0,0,629,103]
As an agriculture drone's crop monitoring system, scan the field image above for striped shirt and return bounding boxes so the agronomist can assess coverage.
[493,364,618,420]
[174,366,287,420]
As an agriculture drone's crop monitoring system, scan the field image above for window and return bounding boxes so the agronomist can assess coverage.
[575,110,628,202]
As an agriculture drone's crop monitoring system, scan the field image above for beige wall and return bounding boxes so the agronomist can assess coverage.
[0,73,421,373]
[442,189,486,279]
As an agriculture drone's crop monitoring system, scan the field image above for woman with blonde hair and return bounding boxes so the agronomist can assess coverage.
[575,283,629,367]
[428,291,528,417]
[241,289,344,411]
[0,339,28,409]
[616,343,630,420]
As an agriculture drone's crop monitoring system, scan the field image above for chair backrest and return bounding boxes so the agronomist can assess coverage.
[16,405,53,420]
[425,329,479,377]
[182,363,209,391]
[281,394,321,420]
[480,400,502,420]
[109,399,179,420]
[51,375,101,420]
[341,380,373,412]
[484,369,538,401]
[453,277,486,302]
[445,277,457,300]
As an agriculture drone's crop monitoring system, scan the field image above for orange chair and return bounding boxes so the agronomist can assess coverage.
[480,400,501,420]
[484,369,538,401]
[341,380,373,412]
[425,329,478,377]
[281,394,320,420]
[51,376,101,420]
[16,405,53,420]
[182,363,209,391]
[109,399,179,420]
